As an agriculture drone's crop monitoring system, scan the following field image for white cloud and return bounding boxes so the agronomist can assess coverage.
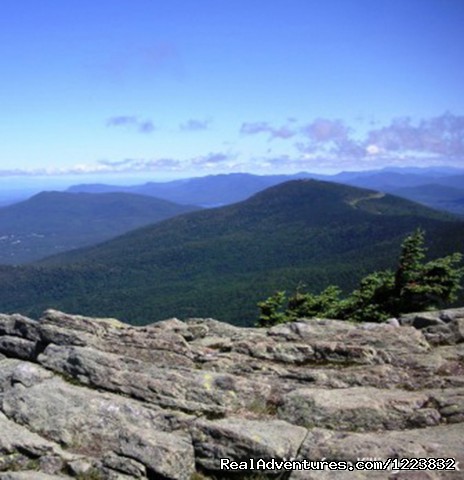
[366,144,381,155]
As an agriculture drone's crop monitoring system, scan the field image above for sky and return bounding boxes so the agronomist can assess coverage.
[1,0,464,188]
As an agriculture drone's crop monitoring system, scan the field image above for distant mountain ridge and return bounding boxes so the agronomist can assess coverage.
[66,167,464,215]
[337,171,464,215]
[1,179,462,325]
[0,191,199,264]
[67,172,316,207]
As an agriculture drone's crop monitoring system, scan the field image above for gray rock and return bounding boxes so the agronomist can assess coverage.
[0,315,41,360]
[386,317,400,327]
[278,387,441,431]
[0,308,463,479]
[429,388,464,424]
[1,363,191,455]
[291,423,464,479]
[0,336,37,361]
[0,411,80,477]
[0,411,57,459]
[269,318,430,353]
[399,308,464,345]
[101,453,147,478]
[0,474,70,480]
[192,417,307,472]
[39,309,196,367]
[117,428,195,480]
[0,314,40,342]
[37,343,273,416]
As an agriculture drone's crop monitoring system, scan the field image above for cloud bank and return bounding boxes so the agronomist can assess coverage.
[242,113,464,170]
[5,113,463,177]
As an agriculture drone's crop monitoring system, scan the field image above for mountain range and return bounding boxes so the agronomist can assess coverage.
[66,172,313,207]
[67,167,464,215]
[1,167,462,266]
[0,179,462,326]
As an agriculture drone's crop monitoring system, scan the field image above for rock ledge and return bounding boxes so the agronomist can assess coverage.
[0,308,463,479]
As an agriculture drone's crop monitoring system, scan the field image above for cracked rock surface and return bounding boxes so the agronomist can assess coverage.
[0,308,463,479]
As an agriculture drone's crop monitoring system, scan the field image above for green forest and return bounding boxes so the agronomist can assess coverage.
[0,181,463,326]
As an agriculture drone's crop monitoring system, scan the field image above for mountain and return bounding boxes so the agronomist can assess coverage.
[0,191,200,264]
[67,172,317,207]
[66,168,464,214]
[1,180,462,326]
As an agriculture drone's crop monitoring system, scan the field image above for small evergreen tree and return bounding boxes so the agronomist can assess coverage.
[257,290,287,327]
[286,285,344,319]
[337,270,396,322]
[393,229,463,314]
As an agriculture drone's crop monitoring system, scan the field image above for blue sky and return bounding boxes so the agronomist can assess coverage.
[1,0,463,186]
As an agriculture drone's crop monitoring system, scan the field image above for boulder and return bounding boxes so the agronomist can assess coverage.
[192,417,307,472]
[399,308,464,345]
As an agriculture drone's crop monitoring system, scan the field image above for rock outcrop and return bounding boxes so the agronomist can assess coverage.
[0,308,463,479]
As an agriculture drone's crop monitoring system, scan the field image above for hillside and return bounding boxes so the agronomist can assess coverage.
[0,308,463,479]
[390,184,464,216]
[0,191,199,264]
[0,180,463,325]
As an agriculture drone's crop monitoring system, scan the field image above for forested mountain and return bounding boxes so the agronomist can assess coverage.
[0,191,199,264]
[0,180,462,326]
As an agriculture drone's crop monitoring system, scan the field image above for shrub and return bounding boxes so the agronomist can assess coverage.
[256,290,287,327]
